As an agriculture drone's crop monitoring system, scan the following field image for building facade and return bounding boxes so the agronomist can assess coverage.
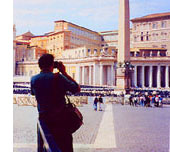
[131,12,170,55]
[30,20,102,58]
[14,12,170,90]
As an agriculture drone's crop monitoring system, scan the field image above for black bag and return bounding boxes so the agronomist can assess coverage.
[64,95,83,134]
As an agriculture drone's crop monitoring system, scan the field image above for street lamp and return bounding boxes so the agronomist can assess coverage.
[116,61,134,94]
[124,61,134,94]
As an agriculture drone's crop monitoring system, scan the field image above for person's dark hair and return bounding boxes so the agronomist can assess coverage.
[38,53,54,70]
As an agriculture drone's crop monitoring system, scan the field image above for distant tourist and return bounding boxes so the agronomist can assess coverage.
[134,95,139,106]
[158,95,163,107]
[98,95,104,111]
[155,95,159,107]
[151,95,155,107]
[129,95,133,106]
[145,95,150,107]
[93,97,98,111]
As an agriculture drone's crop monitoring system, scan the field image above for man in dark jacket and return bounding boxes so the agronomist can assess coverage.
[31,54,80,152]
[93,97,98,111]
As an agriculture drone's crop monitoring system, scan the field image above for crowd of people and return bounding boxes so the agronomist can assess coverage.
[129,93,163,107]
[13,83,169,108]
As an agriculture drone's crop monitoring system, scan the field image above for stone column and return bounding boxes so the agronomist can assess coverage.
[149,66,153,88]
[134,65,137,87]
[107,66,111,86]
[100,64,103,86]
[157,51,160,56]
[110,65,114,86]
[93,64,96,86]
[33,48,36,60]
[157,65,161,88]
[117,0,130,91]
[89,65,92,85]
[75,65,80,83]
[141,66,145,88]
[165,65,169,88]
[82,66,85,85]
[84,66,89,85]
[118,0,130,62]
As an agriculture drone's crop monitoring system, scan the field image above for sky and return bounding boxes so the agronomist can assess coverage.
[13,0,170,36]
[13,0,170,35]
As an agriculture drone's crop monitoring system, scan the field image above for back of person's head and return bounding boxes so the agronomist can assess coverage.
[38,53,54,70]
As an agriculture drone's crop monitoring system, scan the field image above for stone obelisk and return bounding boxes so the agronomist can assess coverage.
[116,0,130,92]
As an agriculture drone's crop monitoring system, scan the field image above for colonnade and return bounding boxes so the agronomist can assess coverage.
[131,65,170,88]
[75,63,116,86]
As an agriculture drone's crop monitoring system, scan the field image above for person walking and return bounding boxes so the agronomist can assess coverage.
[129,94,133,106]
[145,95,150,107]
[151,95,155,107]
[133,95,138,106]
[93,96,98,111]
[158,95,163,107]
[155,95,159,107]
[98,95,103,111]
[31,54,80,152]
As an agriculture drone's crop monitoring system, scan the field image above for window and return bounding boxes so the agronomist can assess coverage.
[152,23,157,29]
[161,21,166,28]
[146,32,149,41]
[130,52,134,57]
[161,45,166,48]
[112,49,115,53]
[105,48,108,52]
[141,32,143,41]
[94,49,97,52]
[134,36,137,42]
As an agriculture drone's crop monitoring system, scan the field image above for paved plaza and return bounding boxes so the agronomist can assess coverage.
[13,98,170,152]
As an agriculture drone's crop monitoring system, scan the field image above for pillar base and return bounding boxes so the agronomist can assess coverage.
[116,67,129,89]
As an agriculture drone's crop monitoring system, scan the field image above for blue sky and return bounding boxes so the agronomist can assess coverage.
[13,0,170,36]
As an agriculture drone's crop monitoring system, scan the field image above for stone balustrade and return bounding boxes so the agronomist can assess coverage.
[105,96,130,104]
[69,96,88,106]
[13,95,88,107]
[13,94,37,107]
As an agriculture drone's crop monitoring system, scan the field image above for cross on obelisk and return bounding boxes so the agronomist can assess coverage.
[116,0,130,92]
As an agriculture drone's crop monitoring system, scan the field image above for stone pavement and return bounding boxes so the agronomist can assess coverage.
[13,99,170,152]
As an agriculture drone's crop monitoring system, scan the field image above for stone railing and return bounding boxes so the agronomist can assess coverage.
[105,96,130,105]
[13,94,37,107]
[104,96,170,105]
[13,95,88,107]
[69,96,88,106]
